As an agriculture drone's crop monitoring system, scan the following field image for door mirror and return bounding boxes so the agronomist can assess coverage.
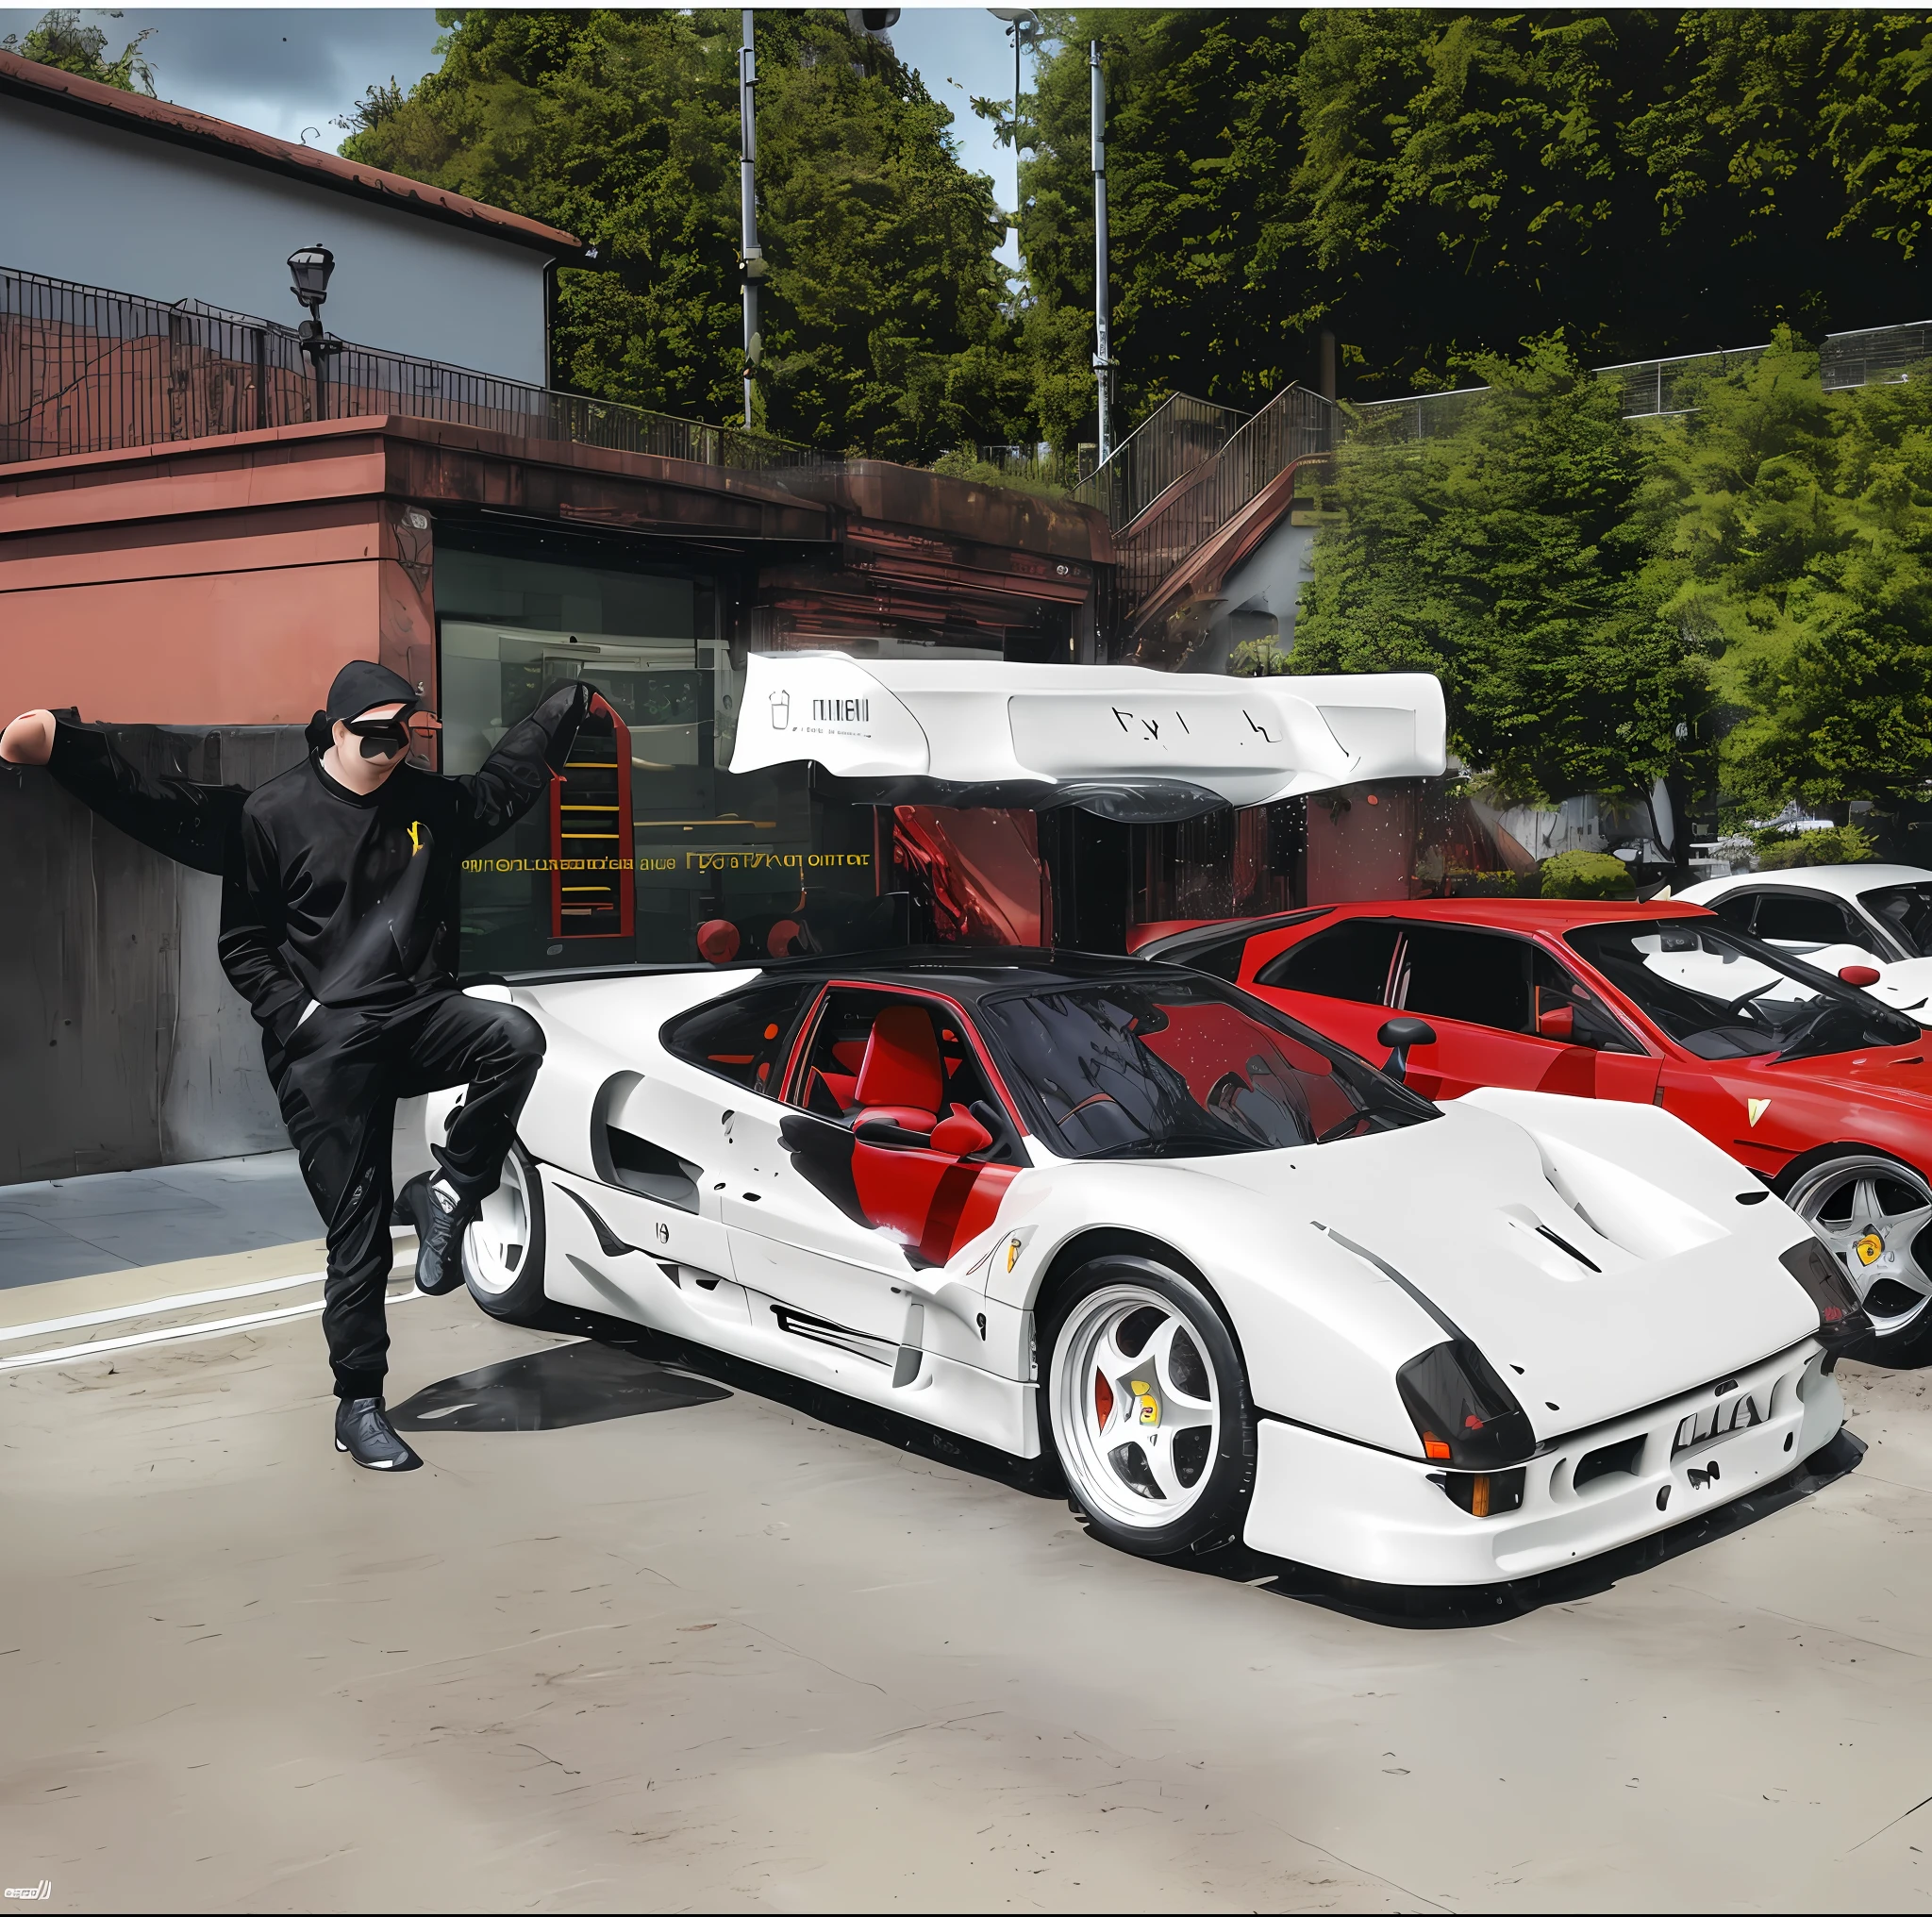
[1536,1005,1575,1041]
[1376,1016,1436,1082]
[1840,964,1883,987]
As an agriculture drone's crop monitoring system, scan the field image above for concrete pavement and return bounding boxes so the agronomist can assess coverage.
[4,1256,1932,1912]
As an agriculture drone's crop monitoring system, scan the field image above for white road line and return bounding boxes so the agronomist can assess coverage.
[0,1284,425,1372]
[0,1228,419,1346]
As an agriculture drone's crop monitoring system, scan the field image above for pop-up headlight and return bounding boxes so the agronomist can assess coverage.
[1396,1339,1537,1469]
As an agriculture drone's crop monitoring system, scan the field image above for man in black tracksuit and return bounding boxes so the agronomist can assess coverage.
[3,661,594,1470]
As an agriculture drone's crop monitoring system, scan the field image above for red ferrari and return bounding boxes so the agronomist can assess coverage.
[1138,899,1932,1362]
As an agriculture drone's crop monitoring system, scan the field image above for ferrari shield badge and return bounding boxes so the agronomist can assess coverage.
[1856,1232,1885,1266]
[1131,1379,1159,1425]
[1747,1097,1771,1127]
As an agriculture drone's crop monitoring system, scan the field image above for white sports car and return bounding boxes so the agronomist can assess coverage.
[395,955,1860,1587]
[1680,863,1932,1026]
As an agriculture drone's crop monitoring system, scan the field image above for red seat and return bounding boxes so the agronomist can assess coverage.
[853,1004,944,1133]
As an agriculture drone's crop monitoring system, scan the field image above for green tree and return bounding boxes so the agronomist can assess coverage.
[1291,337,1704,812]
[1016,9,1932,427]
[342,8,1018,458]
[1644,334,1932,814]
[2,8,156,92]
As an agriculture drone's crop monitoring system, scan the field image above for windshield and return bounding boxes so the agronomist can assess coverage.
[1861,882,1932,958]
[977,974,1437,1159]
[1565,919,1920,1061]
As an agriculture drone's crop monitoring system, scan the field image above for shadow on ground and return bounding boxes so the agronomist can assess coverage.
[390,1338,730,1432]
[438,1297,1866,1630]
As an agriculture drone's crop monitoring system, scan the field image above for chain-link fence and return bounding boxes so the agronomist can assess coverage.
[1,265,818,470]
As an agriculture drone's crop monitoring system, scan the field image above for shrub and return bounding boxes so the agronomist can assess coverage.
[1754,825,1877,870]
[1539,850,1637,899]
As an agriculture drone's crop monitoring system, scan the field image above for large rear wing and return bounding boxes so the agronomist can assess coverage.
[727,654,1445,820]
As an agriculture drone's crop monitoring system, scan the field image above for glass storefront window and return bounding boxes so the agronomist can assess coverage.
[436,539,890,975]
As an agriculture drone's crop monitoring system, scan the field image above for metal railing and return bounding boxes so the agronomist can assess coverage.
[0,265,818,470]
[1074,392,1249,530]
[1113,384,1335,624]
[1356,317,1932,441]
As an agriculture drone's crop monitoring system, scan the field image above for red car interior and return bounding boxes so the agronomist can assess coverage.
[791,991,1020,1265]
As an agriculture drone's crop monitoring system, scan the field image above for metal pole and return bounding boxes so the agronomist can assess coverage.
[1012,21,1024,269]
[1091,40,1112,463]
[740,8,759,430]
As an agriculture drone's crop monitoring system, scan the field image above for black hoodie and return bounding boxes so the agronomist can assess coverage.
[219,681,593,1043]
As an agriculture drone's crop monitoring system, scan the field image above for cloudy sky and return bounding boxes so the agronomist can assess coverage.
[0,6,1034,238]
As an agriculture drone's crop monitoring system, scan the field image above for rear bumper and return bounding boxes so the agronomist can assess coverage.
[1242,1340,1842,1587]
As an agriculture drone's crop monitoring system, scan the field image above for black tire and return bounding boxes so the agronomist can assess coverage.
[1775,1146,1932,1366]
[460,1140,549,1325]
[1038,1254,1257,1559]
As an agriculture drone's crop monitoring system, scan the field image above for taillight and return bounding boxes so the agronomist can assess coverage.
[1396,1339,1537,1470]
[1780,1239,1871,1344]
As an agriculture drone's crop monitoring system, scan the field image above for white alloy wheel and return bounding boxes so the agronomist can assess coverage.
[1050,1281,1224,1532]
[1784,1153,1932,1338]
[460,1142,547,1322]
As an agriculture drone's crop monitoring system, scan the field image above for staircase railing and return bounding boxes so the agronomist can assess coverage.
[1073,391,1248,530]
[1112,384,1336,629]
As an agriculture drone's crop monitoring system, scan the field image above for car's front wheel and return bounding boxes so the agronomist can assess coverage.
[1779,1149,1932,1363]
[1040,1256,1256,1559]
[461,1140,549,1325]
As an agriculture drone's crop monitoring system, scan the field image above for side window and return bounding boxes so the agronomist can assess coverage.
[1395,926,1536,1032]
[662,981,817,1094]
[791,989,1020,1158]
[1754,892,1861,948]
[1707,892,1758,934]
[1529,950,1643,1054]
[1256,920,1402,1003]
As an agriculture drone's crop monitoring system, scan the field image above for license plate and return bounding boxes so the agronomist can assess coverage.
[1674,1392,1762,1454]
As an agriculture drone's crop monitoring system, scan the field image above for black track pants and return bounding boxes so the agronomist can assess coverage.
[269,992,545,1400]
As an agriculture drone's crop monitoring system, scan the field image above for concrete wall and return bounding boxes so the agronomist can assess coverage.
[0,726,304,1184]
[3,94,549,383]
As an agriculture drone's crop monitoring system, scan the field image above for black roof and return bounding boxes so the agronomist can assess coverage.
[501,944,1186,1004]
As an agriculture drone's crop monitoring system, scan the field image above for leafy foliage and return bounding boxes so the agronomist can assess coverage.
[1018,9,1932,430]
[1538,850,1638,899]
[1643,335,1932,812]
[1289,337,1703,806]
[341,8,1019,458]
[3,8,155,92]
[1756,825,1878,868]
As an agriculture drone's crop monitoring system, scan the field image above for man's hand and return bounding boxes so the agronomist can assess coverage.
[0,709,55,766]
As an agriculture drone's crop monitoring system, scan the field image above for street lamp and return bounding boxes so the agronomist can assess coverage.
[287,243,344,423]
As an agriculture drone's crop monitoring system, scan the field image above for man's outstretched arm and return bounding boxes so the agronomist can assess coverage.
[456,679,597,856]
[3,708,246,878]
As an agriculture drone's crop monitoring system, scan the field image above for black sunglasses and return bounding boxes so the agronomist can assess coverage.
[343,714,412,759]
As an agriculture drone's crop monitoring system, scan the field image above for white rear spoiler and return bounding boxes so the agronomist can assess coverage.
[727,654,1446,818]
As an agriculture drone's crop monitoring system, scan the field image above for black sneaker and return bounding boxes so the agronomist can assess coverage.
[334,1396,423,1471]
[408,1175,475,1296]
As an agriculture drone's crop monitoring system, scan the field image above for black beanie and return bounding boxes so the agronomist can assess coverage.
[325,659,424,724]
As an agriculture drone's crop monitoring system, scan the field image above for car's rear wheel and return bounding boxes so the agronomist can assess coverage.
[461,1141,548,1324]
[1040,1256,1256,1559]
[1779,1150,1932,1362]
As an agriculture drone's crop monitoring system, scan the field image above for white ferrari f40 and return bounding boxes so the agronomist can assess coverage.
[395,954,1860,1587]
